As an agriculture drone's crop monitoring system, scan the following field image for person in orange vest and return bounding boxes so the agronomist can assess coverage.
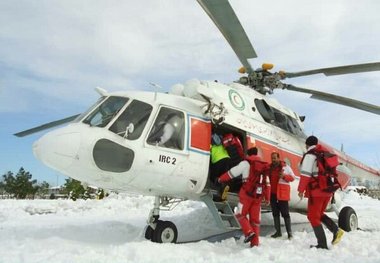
[267,152,296,239]
[218,147,270,247]
[298,135,344,249]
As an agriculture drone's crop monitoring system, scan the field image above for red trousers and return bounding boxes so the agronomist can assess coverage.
[236,190,262,246]
[307,195,332,227]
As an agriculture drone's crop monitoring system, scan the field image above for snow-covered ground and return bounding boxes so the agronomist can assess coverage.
[0,191,379,263]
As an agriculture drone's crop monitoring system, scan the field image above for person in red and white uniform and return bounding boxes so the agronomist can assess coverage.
[218,147,270,247]
[267,152,295,239]
[298,135,344,249]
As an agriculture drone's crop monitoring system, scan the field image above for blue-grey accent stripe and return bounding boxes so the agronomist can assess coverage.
[189,148,210,155]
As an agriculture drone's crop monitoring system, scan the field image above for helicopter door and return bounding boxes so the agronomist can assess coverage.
[135,107,209,195]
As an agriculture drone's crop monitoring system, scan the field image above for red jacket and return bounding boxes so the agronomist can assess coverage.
[268,161,295,201]
[243,156,271,201]
[298,145,333,198]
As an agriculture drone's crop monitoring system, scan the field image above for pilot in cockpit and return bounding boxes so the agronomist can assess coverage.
[147,111,184,150]
[157,113,181,146]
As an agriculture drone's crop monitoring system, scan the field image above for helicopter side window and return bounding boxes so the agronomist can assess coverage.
[288,117,306,137]
[285,116,296,134]
[83,96,129,127]
[273,110,296,134]
[254,99,275,123]
[273,110,287,130]
[147,107,185,150]
[255,98,304,135]
[109,100,153,140]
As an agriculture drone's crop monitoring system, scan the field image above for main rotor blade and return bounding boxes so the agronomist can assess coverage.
[284,62,380,79]
[285,84,380,115]
[197,0,257,73]
[14,114,81,137]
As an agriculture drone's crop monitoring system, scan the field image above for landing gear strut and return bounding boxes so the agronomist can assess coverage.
[144,196,181,243]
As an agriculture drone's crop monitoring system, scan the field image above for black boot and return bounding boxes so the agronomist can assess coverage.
[321,215,338,233]
[311,225,328,249]
[271,216,282,238]
[244,232,256,243]
[284,217,293,239]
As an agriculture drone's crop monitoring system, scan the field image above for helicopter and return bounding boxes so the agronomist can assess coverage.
[14,0,380,243]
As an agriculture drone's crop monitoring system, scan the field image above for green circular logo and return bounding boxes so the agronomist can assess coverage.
[229,90,245,110]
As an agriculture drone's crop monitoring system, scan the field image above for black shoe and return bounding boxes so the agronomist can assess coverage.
[271,232,282,238]
[244,232,255,243]
[310,244,328,249]
[288,233,293,240]
[212,195,223,202]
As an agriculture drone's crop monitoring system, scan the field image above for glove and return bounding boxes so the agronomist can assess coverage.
[218,172,231,184]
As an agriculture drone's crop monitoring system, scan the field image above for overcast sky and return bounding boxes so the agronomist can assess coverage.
[1,0,379,185]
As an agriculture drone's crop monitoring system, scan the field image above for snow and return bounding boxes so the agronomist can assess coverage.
[1,191,380,263]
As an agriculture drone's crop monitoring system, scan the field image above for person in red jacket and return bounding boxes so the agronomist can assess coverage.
[218,147,270,247]
[298,135,344,249]
[267,152,296,239]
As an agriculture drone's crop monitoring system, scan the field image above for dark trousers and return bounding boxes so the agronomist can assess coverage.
[210,158,230,185]
[270,193,290,218]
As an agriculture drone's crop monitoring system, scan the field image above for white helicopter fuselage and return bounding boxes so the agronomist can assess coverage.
[33,80,378,209]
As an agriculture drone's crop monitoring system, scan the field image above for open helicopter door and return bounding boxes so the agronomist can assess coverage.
[209,123,247,193]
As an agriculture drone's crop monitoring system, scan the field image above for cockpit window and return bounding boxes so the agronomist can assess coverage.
[147,107,185,150]
[109,100,153,140]
[73,96,107,122]
[83,96,129,127]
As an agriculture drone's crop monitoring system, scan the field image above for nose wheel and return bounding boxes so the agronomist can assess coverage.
[144,196,180,243]
[145,220,178,243]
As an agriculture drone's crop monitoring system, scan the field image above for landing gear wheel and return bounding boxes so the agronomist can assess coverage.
[144,225,154,240]
[338,206,358,232]
[152,220,178,243]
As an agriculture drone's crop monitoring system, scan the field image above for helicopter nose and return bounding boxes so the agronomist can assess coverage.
[33,129,81,171]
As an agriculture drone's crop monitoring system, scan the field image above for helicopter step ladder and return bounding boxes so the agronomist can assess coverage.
[201,192,241,230]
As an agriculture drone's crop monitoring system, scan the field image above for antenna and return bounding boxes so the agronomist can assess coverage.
[150,82,163,101]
